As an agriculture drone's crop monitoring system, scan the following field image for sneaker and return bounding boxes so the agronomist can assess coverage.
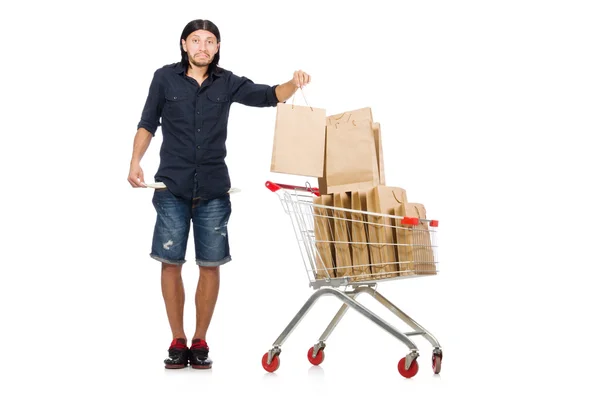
[164,338,189,369]
[190,339,212,369]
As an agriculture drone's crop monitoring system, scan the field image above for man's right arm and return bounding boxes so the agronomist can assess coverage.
[128,69,165,188]
[128,128,153,187]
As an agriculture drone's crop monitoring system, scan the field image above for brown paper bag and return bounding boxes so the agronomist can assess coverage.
[409,203,436,275]
[393,204,417,276]
[324,107,385,186]
[313,194,336,279]
[366,186,408,278]
[318,119,380,194]
[333,192,353,278]
[350,191,371,280]
[271,103,326,177]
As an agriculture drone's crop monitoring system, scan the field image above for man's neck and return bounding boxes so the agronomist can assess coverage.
[187,64,209,81]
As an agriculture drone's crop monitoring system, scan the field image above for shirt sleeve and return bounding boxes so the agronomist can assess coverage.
[229,73,279,107]
[137,69,166,135]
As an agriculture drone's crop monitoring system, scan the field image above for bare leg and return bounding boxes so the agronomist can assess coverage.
[192,266,220,341]
[161,263,186,342]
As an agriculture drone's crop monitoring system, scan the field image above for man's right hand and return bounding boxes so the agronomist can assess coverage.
[128,162,146,187]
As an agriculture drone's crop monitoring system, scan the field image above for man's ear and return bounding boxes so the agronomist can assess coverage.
[181,38,187,53]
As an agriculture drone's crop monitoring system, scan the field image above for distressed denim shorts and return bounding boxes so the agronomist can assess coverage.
[150,188,232,266]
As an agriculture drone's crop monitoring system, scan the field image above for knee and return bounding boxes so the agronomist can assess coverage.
[162,263,183,274]
[200,266,220,276]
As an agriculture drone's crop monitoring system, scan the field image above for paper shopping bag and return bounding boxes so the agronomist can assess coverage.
[333,192,353,278]
[271,102,326,177]
[408,203,436,275]
[394,204,416,276]
[366,186,408,278]
[313,194,336,279]
[318,119,380,194]
[350,190,372,280]
[324,107,386,185]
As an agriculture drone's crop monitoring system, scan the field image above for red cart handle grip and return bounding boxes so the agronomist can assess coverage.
[265,181,280,192]
[265,181,320,196]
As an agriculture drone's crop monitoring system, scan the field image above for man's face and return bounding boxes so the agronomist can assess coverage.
[182,29,219,68]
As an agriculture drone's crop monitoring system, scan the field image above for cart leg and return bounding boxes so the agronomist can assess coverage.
[316,303,349,343]
[354,286,441,350]
[352,286,443,373]
[325,288,420,372]
[307,303,350,362]
[312,284,390,348]
[265,288,331,365]
[310,285,377,351]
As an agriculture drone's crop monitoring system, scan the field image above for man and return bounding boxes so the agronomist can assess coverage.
[127,19,311,369]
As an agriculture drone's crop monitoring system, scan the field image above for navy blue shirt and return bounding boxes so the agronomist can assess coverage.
[137,62,279,200]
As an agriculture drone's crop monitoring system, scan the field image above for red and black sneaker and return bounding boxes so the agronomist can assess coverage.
[164,338,189,369]
[190,339,212,369]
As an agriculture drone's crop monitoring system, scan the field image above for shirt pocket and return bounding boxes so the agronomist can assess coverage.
[203,91,229,120]
[163,93,191,120]
[207,92,229,103]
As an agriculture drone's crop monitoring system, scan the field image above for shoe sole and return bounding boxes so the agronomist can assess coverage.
[191,364,212,369]
[165,364,187,369]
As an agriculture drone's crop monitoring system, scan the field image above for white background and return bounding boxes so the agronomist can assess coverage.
[1,0,599,395]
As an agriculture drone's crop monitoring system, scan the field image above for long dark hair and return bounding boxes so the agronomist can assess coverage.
[180,19,221,73]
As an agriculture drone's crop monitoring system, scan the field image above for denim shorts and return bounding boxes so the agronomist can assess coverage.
[149,188,232,266]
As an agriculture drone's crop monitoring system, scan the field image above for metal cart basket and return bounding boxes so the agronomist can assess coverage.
[261,181,442,378]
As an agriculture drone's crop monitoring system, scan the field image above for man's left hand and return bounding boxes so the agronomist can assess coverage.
[293,70,311,88]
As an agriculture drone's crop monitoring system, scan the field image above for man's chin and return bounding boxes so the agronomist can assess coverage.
[190,60,211,68]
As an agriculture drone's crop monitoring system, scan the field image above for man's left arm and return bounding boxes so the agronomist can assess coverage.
[230,70,311,106]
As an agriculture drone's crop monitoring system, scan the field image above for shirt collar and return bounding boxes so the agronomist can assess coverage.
[176,62,223,78]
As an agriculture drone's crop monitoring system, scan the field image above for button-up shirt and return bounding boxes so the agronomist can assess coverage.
[137,62,279,200]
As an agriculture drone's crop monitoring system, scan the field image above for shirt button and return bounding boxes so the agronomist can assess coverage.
[173,96,177,99]
[196,145,201,149]
[197,128,201,132]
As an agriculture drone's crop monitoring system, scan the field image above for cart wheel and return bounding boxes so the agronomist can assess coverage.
[398,357,419,378]
[432,352,442,374]
[307,347,325,366]
[262,352,280,373]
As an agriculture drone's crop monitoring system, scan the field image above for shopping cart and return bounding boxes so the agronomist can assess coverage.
[261,181,443,378]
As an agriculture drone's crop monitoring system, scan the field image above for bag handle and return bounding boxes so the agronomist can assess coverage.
[392,190,404,204]
[331,112,355,128]
[291,87,313,111]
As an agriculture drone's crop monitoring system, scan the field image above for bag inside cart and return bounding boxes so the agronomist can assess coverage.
[409,203,436,275]
[350,190,372,280]
[366,186,408,279]
[318,119,380,195]
[313,194,336,279]
[332,192,353,278]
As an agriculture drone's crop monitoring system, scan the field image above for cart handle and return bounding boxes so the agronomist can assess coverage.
[265,181,320,196]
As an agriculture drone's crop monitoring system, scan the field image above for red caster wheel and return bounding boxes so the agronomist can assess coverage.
[262,352,280,373]
[398,357,419,378]
[307,347,325,366]
[432,352,442,374]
